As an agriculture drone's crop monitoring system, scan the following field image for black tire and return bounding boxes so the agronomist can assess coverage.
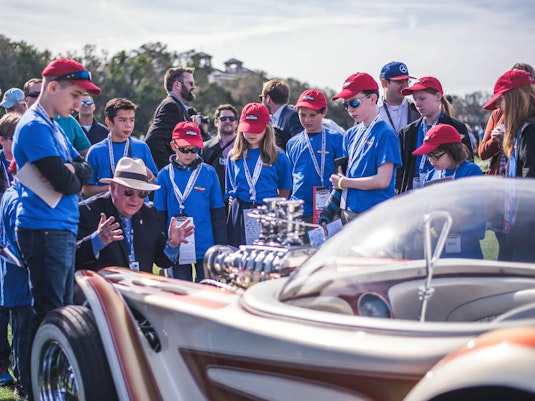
[31,305,118,401]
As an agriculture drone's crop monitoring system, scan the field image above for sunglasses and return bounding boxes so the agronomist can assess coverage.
[218,116,236,122]
[428,152,446,161]
[343,94,372,110]
[27,91,40,98]
[0,136,13,141]
[123,188,150,199]
[178,147,200,154]
[54,70,92,82]
[80,100,94,106]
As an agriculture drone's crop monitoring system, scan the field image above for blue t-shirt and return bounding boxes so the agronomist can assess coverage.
[0,185,31,306]
[153,162,224,259]
[342,120,402,213]
[286,129,344,216]
[225,148,292,204]
[86,137,158,186]
[13,108,81,233]
[424,160,483,184]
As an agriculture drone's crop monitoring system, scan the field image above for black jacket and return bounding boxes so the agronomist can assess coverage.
[397,114,474,193]
[76,192,172,272]
[145,95,191,170]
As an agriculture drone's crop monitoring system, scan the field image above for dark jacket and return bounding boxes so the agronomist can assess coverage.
[513,117,535,178]
[76,192,172,273]
[397,114,474,193]
[77,116,109,145]
[273,105,303,150]
[145,95,191,170]
[201,136,235,199]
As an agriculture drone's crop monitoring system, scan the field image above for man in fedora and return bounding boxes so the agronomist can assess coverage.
[76,157,194,273]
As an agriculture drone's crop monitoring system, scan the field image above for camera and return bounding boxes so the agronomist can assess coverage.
[188,108,210,125]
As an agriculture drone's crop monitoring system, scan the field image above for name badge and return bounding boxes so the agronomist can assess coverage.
[219,157,227,166]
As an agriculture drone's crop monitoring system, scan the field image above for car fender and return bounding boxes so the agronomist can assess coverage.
[403,326,535,401]
[76,268,163,401]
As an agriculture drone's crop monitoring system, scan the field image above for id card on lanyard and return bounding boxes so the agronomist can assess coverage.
[313,186,331,224]
[176,215,196,264]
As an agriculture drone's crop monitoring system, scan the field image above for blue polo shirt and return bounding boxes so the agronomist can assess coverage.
[225,148,292,204]
[153,163,224,259]
[286,129,344,217]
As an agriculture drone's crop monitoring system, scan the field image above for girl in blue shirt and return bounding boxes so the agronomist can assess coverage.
[226,103,292,247]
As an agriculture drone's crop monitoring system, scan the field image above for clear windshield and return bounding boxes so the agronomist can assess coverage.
[279,177,535,303]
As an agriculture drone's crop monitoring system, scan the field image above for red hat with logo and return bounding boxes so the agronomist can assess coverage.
[483,69,534,110]
[401,76,443,96]
[172,121,204,148]
[238,103,270,134]
[332,72,378,101]
[295,89,327,111]
[412,124,461,155]
[42,58,101,95]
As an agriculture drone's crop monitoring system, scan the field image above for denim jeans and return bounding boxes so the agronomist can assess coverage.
[16,228,76,395]
[10,305,32,381]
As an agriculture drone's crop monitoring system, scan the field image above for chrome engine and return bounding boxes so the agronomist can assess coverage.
[203,198,318,289]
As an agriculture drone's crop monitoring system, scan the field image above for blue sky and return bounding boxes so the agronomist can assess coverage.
[2,0,534,96]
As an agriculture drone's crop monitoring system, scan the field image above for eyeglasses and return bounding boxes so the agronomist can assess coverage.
[428,152,446,161]
[178,80,195,87]
[0,136,13,141]
[218,116,236,122]
[343,94,372,110]
[178,147,200,154]
[27,91,40,98]
[80,100,94,106]
[123,188,150,199]
[54,70,92,82]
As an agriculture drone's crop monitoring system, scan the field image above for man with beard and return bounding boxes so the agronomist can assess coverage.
[201,104,238,205]
[145,67,201,170]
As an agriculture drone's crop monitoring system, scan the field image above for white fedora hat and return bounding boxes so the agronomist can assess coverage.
[100,157,160,191]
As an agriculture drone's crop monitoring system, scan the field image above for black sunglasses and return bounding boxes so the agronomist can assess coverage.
[27,91,40,98]
[218,116,236,122]
[123,188,150,199]
[343,94,372,110]
[0,136,13,141]
[54,70,92,82]
[178,147,200,154]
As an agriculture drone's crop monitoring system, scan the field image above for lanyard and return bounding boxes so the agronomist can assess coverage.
[243,149,264,204]
[170,162,202,214]
[34,104,72,162]
[120,216,135,262]
[107,134,130,175]
[348,114,380,170]
[417,116,441,172]
[303,129,326,186]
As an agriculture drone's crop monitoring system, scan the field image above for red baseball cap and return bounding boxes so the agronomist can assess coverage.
[172,121,204,148]
[238,103,270,134]
[483,70,534,110]
[295,89,327,111]
[42,58,101,95]
[332,72,378,101]
[412,124,461,155]
[401,76,443,96]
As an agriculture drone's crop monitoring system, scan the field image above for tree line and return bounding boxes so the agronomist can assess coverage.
[0,34,490,137]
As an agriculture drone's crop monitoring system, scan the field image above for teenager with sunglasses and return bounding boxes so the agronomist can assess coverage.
[329,72,402,224]
[83,97,158,198]
[77,157,194,274]
[396,76,473,193]
[201,103,239,204]
[153,122,226,282]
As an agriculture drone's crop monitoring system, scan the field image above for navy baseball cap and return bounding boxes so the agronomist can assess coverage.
[380,61,415,81]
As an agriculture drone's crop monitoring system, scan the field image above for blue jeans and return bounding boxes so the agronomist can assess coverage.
[16,228,76,394]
